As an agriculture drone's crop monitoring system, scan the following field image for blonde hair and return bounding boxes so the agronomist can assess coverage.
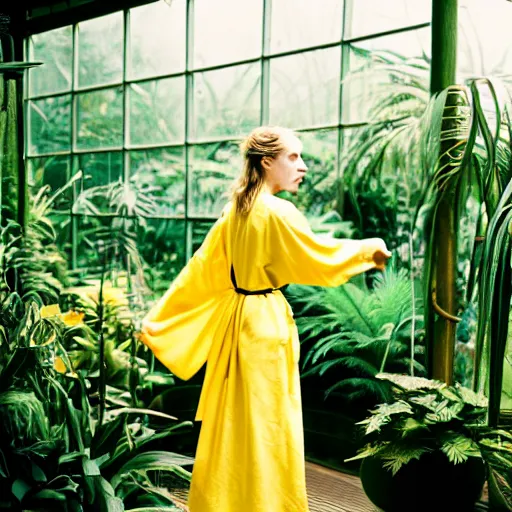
[232,126,295,215]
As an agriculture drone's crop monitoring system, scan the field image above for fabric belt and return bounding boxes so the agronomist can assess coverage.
[230,265,287,296]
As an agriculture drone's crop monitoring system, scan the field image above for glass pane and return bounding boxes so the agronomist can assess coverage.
[29,26,72,96]
[78,12,123,88]
[129,147,186,216]
[270,0,342,54]
[193,63,260,140]
[138,219,186,294]
[458,0,512,80]
[294,129,339,217]
[75,214,113,273]
[74,215,149,280]
[28,95,71,155]
[74,152,123,213]
[28,155,72,211]
[191,220,215,254]
[189,141,241,216]
[345,0,431,39]
[77,88,123,150]
[51,213,72,260]
[269,47,341,129]
[193,0,263,69]
[342,28,430,124]
[128,77,185,146]
[75,214,153,277]
[79,152,123,189]
[129,0,186,79]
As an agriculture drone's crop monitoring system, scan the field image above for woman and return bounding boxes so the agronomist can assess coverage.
[141,126,391,512]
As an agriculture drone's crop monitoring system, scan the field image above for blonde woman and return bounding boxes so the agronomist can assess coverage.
[141,126,391,512]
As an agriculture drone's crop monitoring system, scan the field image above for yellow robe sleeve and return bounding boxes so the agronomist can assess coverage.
[266,199,390,287]
[140,213,231,381]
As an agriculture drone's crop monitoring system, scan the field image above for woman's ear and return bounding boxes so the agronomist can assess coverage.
[261,156,272,171]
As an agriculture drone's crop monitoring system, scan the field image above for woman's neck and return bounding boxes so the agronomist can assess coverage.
[262,181,278,195]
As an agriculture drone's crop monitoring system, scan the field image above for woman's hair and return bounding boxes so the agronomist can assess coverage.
[232,126,294,215]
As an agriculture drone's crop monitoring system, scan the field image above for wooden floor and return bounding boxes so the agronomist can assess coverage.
[167,462,380,511]
[305,462,378,512]
[168,461,489,512]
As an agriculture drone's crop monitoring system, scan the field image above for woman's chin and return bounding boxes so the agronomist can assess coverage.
[283,184,300,194]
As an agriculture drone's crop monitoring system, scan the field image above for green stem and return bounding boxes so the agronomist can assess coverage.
[427,0,459,385]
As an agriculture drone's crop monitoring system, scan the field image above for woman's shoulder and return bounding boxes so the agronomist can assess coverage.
[257,193,298,219]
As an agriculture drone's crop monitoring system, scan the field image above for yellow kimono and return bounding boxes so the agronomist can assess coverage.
[141,192,387,512]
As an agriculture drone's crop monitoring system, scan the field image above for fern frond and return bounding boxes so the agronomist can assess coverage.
[381,447,427,475]
[303,356,377,378]
[369,439,431,475]
[324,377,390,402]
[440,434,481,464]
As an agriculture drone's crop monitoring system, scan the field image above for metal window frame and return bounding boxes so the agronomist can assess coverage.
[24,0,432,268]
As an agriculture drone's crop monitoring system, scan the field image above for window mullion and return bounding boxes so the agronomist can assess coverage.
[71,22,79,270]
[185,0,195,261]
[123,9,130,184]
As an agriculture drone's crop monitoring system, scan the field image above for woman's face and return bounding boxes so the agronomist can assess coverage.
[263,133,308,194]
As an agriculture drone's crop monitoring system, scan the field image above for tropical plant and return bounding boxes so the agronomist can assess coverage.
[0,166,194,510]
[289,264,425,402]
[72,173,186,297]
[347,373,512,509]
[473,141,512,426]
[413,77,512,422]
[340,48,430,259]
[0,174,81,304]
[343,38,512,420]
[0,285,193,511]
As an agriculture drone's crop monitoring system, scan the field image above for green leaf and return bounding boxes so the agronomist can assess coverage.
[59,451,86,465]
[143,372,175,386]
[379,444,430,475]
[440,434,481,464]
[91,415,125,460]
[31,461,47,483]
[12,479,32,503]
[344,444,382,463]
[401,417,428,436]
[111,451,193,490]
[109,407,178,421]
[488,467,512,511]
[456,385,488,408]
[91,476,124,512]
[424,400,464,423]
[0,449,9,478]
[381,450,424,476]
[32,489,68,502]
[376,373,444,390]
[359,401,413,434]
[93,453,111,469]
[83,458,102,477]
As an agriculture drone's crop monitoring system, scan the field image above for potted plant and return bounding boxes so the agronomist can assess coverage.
[347,373,512,512]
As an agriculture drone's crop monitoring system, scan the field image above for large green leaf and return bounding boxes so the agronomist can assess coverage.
[110,451,193,490]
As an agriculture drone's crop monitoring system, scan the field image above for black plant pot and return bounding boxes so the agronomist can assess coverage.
[360,451,486,512]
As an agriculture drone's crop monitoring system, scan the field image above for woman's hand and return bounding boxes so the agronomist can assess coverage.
[371,239,392,270]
